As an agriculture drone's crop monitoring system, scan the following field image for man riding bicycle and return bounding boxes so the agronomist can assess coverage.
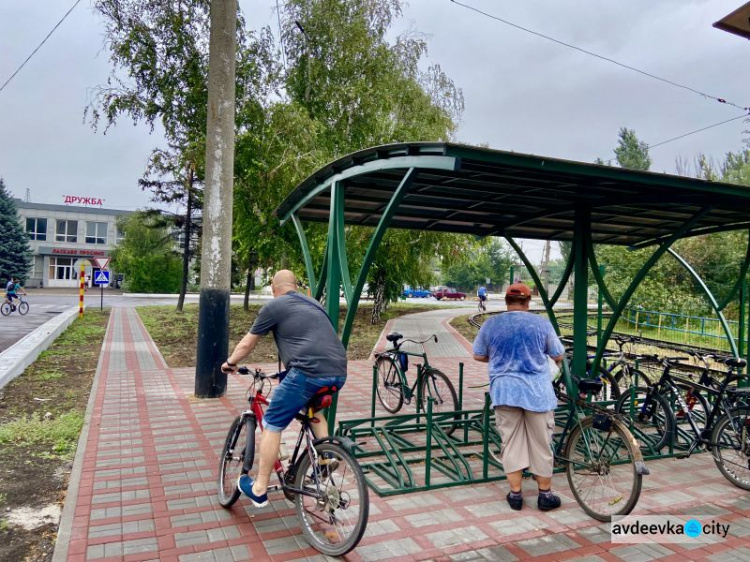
[4,277,26,310]
[477,285,488,303]
[221,269,347,507]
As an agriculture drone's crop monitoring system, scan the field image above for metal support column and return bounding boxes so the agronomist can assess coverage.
[572,208,590,379]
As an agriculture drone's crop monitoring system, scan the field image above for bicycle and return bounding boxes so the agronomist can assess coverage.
[599,335,652,393]
[1,295,29,316]
[477,296,487,312]
[218,367,369,556]
[374,333,459,436]
[481,362,648,522]
[616,354,750,490]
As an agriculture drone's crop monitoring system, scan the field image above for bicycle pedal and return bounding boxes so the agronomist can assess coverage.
[266,484,281,492]
[674,453,688,459]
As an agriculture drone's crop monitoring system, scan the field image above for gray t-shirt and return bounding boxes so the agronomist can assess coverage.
[250,291,347,378]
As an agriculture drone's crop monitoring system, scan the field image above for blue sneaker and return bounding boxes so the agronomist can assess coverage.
[237,475,269,507]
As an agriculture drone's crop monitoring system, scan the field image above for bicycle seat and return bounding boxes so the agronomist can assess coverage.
[725,357,747,369]
[310,385,339,412]
[573,375,604,395]
[386,332,403,343]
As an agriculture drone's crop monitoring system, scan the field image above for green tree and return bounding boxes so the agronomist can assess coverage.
[614,127,651,171]
[0,179,32,286]
[441,238,512,291]
[110,213,183,293]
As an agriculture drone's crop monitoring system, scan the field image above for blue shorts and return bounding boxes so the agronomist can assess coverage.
[263,368,346,433]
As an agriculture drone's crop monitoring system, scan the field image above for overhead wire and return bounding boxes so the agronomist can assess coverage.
[448,0,750,113]
[0,0,83,93]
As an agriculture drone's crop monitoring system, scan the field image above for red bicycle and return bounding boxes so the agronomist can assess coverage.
[217,367,369,556]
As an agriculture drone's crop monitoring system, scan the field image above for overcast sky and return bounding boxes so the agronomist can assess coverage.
[1,0,748,263]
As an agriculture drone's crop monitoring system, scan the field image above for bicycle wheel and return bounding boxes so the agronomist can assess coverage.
[375,356,404,414]
[294,442,369,556]
[612,366,651,393]
[614,386,674,453]
[18,301,29,315]
[564,416,642,522]
[218,415,256,508]
[662,383,709,448]
[419,368,459,437]
[0,303,10,316]
[711,407,750,491]
[591,367,621,402]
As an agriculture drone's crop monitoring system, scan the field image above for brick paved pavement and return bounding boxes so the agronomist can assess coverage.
[53,307,750,561]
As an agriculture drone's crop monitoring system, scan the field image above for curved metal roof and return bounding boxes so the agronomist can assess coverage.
[276,142,750,247]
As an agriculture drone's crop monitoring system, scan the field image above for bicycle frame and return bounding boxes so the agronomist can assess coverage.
[380,340,435,404]
[238,378,326,501]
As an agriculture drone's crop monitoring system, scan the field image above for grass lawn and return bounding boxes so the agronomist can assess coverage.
[137,301,450,367]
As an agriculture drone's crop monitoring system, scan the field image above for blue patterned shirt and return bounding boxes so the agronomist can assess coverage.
[472,311,565,412]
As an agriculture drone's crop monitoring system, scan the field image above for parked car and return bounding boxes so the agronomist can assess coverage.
[403,287,432,298]
[433,287,466,301]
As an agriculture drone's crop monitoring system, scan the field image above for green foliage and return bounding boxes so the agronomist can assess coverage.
[0,178,32,285]
[614,127,651,171]
[0,412,84,458]
[441,238,513,291]
[110,212,182,293]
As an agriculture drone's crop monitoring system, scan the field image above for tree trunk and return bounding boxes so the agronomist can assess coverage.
[176,166,194,312]
[371,268,386,324]
[243,250,256,311]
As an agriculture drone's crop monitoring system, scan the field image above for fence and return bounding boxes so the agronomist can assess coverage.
[617,307,741,352]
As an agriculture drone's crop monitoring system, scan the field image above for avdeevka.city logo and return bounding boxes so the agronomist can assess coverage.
[611,515,731,544]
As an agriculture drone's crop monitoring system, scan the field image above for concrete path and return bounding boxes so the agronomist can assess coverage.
[52,307,750,561]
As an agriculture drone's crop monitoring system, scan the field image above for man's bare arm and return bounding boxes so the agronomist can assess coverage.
[226,332,262,366]
[473,354,489,363]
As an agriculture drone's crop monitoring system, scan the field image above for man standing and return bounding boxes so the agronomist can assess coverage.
[221,270,347,507]
[472,283,565,511]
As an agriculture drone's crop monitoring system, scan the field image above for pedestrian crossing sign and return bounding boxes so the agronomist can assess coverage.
[94,270,110,285]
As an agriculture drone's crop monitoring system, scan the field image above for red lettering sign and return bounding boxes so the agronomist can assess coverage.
[51,249,107,256]
[62,196,105,207]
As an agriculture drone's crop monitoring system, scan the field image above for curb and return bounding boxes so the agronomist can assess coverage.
[51,310,112,562]
[0,306,79,390]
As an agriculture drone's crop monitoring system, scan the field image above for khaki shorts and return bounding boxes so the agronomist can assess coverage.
[495,406,555,478]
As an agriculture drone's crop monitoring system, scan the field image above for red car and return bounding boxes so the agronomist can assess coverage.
[433,287,466,301]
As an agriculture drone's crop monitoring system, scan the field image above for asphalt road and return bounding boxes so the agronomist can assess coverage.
[0,290,481,354]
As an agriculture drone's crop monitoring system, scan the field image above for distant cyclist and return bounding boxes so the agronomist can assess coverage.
[4,277,26,310]
[477,285,488,304]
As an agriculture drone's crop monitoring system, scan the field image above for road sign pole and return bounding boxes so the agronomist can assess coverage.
[79,264,85,317]
[101,283,104,311]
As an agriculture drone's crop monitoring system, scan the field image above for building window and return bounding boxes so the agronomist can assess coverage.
[116,226,125,244]
[86,221,108,245]
[26,218,47,241]
[49,257,74,280]
[56,220,78,243]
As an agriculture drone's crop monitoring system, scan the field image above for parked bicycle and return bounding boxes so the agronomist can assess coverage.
[374,333,459,436]
[218,367,369,556]
[616,354,750,490]
[600,335,653,393]
[1,295,29,316]
[482,361,648,522]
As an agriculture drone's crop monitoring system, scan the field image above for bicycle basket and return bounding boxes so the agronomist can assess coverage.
[398,352,409,372]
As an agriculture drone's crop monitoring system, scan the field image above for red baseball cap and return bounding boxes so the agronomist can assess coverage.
[506,283,532,298]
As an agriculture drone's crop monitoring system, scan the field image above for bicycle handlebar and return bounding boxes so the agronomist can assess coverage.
[398,334,439,347]
[237,366,282,380]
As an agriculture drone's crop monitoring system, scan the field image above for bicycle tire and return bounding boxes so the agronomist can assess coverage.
[612,365,652,393]
[18,301,29,315]
[591,366,621,402]
[375,356,404,414]
[218,415,256,508]
[614,386,674,453]
[564,416,643,522]
[419,368,459,437]
[0,303,10,316]
[711,407,750,491]
[662,382,710,448]
[294,442,369,556]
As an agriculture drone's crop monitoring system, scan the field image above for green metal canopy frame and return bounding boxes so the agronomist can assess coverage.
[275,142,750,424]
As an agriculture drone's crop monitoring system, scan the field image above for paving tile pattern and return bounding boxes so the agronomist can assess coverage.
[54,306,750,561]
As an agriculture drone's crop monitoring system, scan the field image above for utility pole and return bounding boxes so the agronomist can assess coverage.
[195,0,237,398]
[541,239,551,297]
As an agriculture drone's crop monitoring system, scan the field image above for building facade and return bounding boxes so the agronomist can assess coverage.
[14,199,132,289]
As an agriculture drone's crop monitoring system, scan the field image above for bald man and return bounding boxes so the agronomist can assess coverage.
[221,270,347,507]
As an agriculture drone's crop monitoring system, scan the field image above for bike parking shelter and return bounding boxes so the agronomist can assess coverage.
[274,142,750,493]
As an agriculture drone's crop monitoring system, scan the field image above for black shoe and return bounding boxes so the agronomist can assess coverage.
[506,492,523,511]
[537,492,561,511]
